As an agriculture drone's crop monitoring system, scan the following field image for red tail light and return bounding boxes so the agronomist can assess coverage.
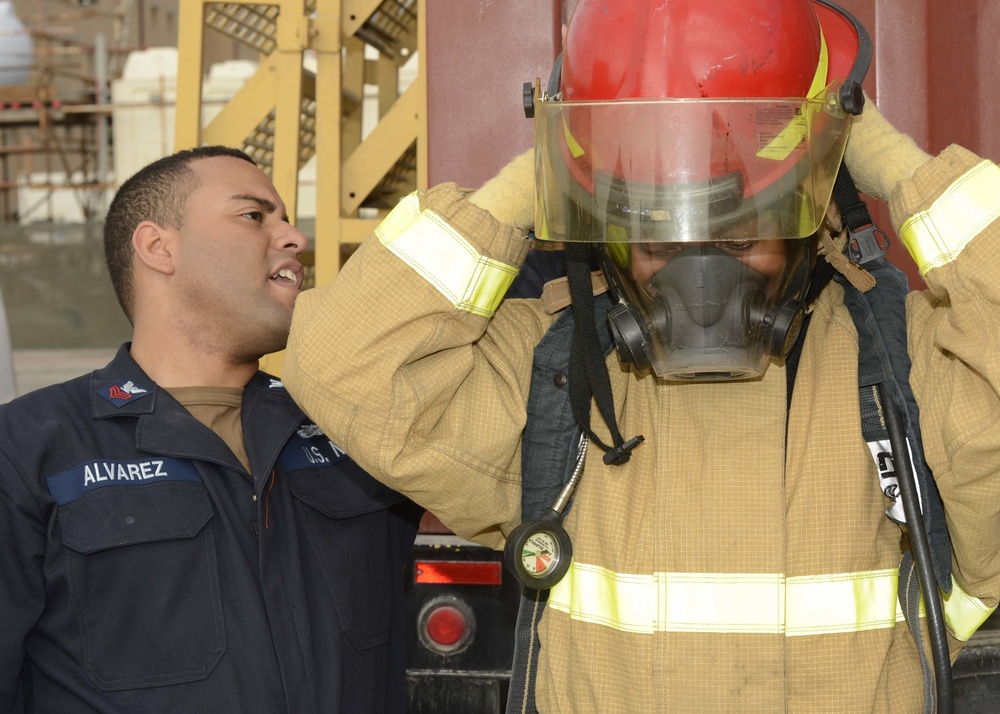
[418,597,475,655]
[426,605,466,646]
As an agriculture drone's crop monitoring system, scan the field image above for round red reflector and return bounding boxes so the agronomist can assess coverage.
[425,605,466,646]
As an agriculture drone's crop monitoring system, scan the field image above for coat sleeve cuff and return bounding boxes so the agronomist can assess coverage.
[889,146,1000,276]
[374,184,531,318]
[418,183,533,266]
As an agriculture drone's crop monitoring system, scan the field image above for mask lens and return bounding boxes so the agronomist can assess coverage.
[601,237,816,381]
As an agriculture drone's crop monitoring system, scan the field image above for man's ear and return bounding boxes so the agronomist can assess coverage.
[132,220,176,276]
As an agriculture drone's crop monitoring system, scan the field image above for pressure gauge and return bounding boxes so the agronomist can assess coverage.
[520,530,559,576]
[505,435,588,590]
[504,514,573,590]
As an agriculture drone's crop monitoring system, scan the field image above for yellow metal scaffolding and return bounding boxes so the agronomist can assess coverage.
[174,0,427,287]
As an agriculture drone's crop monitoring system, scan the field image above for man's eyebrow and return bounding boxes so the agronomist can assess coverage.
[229,194,288,222]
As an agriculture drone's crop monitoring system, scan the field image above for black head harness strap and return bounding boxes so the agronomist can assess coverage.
[565,242,644,465]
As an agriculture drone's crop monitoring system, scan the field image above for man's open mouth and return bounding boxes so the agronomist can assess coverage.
[270,268,298,287]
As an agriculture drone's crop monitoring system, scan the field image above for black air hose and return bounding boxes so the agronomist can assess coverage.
[878,382,952,714]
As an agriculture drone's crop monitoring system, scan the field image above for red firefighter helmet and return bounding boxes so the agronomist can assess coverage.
[534,0,869,244]
[562,0,860,103]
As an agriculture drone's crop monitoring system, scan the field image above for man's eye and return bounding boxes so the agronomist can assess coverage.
[641,245,680,260]
[722,241,755,253]
[241,211,264,222]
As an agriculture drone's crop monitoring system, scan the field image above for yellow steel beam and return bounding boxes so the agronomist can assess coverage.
[313,0,342,286]
[257,0,306,379]
[271,54,304,221]
[341,218,381,245]
[174,0,425,288]
[268,2,306,221]
[343,0,384,37]
[341,82,420,214]
[342,36,365,158]
[175,0,208,150]
[375,52,397,120]
[199,60,279,147]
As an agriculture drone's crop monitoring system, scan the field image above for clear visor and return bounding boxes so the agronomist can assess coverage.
[535,80,853,243]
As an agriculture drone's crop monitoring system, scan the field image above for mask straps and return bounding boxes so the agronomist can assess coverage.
[566,242,644,466]
[833,163,891,266]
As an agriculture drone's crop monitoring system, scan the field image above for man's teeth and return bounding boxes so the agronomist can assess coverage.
[273,268,297,286]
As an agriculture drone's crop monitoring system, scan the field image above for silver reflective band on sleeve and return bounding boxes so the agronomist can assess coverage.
[376,192,519,318]
[547,560,994,639]
[900,160,1000,276]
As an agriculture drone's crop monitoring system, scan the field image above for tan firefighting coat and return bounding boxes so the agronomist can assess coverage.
[284,145,1000,713]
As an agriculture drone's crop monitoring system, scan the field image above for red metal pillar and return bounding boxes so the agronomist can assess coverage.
[424,0,562,188]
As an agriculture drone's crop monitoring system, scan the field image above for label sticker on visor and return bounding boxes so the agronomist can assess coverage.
[756,28,829,161]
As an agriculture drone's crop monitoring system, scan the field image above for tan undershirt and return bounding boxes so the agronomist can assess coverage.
[165,386,252,475]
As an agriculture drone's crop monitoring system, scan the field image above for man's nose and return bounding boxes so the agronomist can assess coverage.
[275,224,308,254]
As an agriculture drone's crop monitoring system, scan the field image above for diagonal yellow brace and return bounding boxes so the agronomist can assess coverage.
[343,0,384,36]
[200,60,279,148]
[341,83,420,214]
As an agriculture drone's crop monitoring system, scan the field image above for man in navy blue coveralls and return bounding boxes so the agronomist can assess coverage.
[0,146,421,713]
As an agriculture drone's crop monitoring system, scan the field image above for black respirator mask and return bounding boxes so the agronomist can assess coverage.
[600,238,817,381]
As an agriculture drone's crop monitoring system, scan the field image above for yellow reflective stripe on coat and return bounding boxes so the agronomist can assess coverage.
[376,192,519,318]
[894,576,992,641]
[548,560,993,639]
[943,577,995,641]
[900,160,1000,275]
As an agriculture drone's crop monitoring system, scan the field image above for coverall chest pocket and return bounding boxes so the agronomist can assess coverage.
[58,482,226,691]
[286,464,404,651]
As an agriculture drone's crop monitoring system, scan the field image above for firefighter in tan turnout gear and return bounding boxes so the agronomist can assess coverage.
[284,0,1000,710]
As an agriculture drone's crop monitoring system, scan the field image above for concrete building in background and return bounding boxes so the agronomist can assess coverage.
[0,0,256,222]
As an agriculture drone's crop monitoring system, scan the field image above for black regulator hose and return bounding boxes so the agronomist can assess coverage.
[877,383,953,714]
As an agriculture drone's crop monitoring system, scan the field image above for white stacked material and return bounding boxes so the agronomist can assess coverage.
[111,49,260,190]
[0,1,33,87]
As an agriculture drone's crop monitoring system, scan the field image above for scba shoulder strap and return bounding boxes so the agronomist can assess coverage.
[840,258,953,586]
[833,164,953,714]
[832,170,953,591]
[507,292,615,714]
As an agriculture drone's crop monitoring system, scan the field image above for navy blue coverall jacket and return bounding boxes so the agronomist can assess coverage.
[0,344,420,713]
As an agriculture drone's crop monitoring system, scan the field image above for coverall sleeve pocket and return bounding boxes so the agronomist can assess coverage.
[286,464,403,651]
[58,482,226,691]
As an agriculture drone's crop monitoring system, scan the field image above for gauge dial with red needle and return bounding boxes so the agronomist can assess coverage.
[521,531,559,576]
[505,514,574,589]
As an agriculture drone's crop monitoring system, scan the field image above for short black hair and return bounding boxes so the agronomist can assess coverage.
[103,146,256,322]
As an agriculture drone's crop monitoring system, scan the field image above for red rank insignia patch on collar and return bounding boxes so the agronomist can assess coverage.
[98,380,152,407]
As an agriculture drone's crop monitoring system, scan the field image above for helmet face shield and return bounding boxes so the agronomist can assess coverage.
[531,0,869,382]
[535,83,853,245]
